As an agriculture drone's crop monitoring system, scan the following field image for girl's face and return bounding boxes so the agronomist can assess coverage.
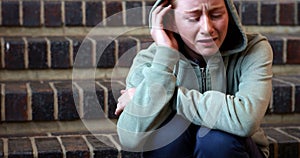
[173,0,229,56]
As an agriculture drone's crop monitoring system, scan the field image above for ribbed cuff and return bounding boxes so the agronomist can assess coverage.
[152,46,180,72]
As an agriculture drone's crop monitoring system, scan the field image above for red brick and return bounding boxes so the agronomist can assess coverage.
[30,82,54,121]
[272,80,293,113]
[106,1,123,26]
[279,3,295,26]
[135,35,154,50]
[5,82,28,121]
[8,138,33,158]
[98,81,125,119]
[54,81,79,121]
[86,2,103,26]
[276,75,300,113]
[85,135,118,158]
[117,37,137,67]
[298,2,300,25]
[287,38,300,64]
[265,35,284,65]
[49,37,71,69]
[261,2,277,26]
[92,36,116,68]
[75,81,106,119]
[23,1,41,27]
[126,1,143,26]
[2,1,20,26]
[0,139,3,157]
[72,37,94,68]
[65,1,83,26]
[61,136,90,158]
[27,37,48,69]
[44,1,63,27]
[35,137,63,158]
[241,1,258,25]
[264,128,299,157]
[145,1,155,26]
[4,37,25,69]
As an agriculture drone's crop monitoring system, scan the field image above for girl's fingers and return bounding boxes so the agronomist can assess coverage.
[120,89,126,94]
[115,103,124,115]
[152,4,172,29]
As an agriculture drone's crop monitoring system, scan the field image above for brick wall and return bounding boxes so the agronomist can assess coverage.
[0,1,299,158]
[1,0,300,27]
[0,0,299,121]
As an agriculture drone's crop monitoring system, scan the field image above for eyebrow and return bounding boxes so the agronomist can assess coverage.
[184,4,226,13]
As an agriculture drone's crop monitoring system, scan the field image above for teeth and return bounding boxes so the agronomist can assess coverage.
[199,39,213,42]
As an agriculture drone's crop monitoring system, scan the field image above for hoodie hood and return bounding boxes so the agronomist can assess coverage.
[149,0,248,56]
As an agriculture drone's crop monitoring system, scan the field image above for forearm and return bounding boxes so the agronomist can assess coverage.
[117,45,180,148]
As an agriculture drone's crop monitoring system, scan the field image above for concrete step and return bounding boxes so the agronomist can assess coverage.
[0,120,298,158]
[0,74,298,122]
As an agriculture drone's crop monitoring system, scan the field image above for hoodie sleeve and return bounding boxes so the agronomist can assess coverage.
[175,39,273,137]
[117,44,180,149]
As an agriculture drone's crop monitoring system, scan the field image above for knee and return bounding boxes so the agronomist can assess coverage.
[194,129,248,158]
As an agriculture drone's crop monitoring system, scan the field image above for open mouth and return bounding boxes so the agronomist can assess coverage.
[197,38,217,43]
[197,38,218,46]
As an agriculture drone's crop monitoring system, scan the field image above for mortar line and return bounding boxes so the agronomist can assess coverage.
[57,136,67,158]
[65,37,74,67]
[62,1,65,26]
[257,1,261,25]
[266,135,278,158]
[19,0,23,26]
[49,82,58,120]
[86,37,97,67]
[294,1,298,25]
[122,1,126,26]
[22,37,29,69]
[142,0,146,25]
[276,1,279,25]
[1,84,5,121]
[44,37,51,68]
[29,137,38,158]
[102,1,107,26]
[82,135,94,158]
[1,37,5,68]
[41,0,45,25]
[72,82,84,119]
[107,134,121,151]
[275,127,300,142]
[82,1,86,26]
[3,138,8,158]
[282,37,287,64]
[26,83,33,121]
[96,81,108,115]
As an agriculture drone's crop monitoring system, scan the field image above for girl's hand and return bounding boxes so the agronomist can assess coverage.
[115,88,136,116]
[150,1,178,50]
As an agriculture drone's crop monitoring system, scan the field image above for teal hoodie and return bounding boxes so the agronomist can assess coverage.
[117,0,273,157]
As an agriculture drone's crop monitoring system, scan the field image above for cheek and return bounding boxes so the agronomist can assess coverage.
[216,20,229,41]
[175,22,198,40]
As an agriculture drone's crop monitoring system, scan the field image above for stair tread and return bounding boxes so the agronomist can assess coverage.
[0,121,298,158]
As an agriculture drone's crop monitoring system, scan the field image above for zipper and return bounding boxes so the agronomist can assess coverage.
[200,67,206,93]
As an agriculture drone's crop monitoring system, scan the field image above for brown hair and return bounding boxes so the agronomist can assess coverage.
[170,0,177,8]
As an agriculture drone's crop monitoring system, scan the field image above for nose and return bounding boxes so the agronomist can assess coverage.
[200,15,213,35]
